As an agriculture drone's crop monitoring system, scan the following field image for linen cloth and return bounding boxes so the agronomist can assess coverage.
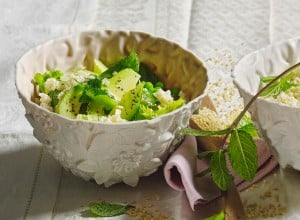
[164,136,278,210]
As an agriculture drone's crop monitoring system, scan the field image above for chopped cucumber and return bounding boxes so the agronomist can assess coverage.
[105,68,140,101]
[87,103,105,116]
[120,82,144,120]
[94,59,108,75]
[55,84,85,118]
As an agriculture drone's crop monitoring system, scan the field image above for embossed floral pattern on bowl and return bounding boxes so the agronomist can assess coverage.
[16,30,208,186]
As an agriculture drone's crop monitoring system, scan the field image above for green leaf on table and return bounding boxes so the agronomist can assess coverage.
[89,201,133,217]
[181,127,230,137]
[228,129,258,182]
[260,71,297,97]
[210,150,233,191]
[204,210,225,220]
[237,115,259,137]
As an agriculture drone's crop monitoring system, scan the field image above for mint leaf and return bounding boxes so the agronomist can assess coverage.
[210,150,233,191]
[237,115,259,137]
[238,123,259,137]
[260,71,297,97]
[89,201,133,217]
[48,89,60,107]
[228,130,258,182]
[260,75,276,83]
[100,51,139,79]
[260,81,290,97]
[204,210,225,220]
[181,128,230,137]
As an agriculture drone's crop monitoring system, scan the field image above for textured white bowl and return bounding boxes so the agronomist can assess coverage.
[16,30,208,187]
[232,37,300,170]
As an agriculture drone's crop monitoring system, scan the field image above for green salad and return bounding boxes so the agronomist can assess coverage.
[33,51,186,122]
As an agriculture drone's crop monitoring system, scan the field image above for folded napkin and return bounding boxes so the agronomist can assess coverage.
[164,136,278,210]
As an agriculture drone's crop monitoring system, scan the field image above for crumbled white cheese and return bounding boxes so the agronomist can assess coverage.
[102,78,110,86]
[57,91,65,100]
[59,69,95,91]
[153,89,174,105]
[59,73,79,91]
[99,108,126,123]
[39,93,53,112]
[45,78,59,92]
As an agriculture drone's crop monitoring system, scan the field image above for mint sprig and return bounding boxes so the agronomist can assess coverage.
[260,71,297,97]
[183,62,300,192]
[237,115,259,137]
[184,116,258,190]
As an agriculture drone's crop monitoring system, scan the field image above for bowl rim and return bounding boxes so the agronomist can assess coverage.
[232,36,300,111]
[15,29,208,125]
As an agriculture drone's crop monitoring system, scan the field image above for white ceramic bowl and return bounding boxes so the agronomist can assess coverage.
[16,30,208,187]
[232,37,300,170]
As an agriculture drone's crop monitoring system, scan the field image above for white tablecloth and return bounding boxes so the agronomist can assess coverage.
[1,1,300,219]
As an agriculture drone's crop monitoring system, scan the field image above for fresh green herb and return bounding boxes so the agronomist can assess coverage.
[204,210,225,220]
[187,64,300,220]
[182,113,261,190]
[48,89,60,107]
[183,116,257,190]
[33,70,62,93]
[89,201,133,217]
[155,81,164,89]
[210,150,233,191]
[183,62,300,191]
[138,98,185,119]
[138,62,161,84]
[170,87,181,99]
[237,115,259,137]
[100,51,139,79]
[260,71,297,97]
[228,129,258,182]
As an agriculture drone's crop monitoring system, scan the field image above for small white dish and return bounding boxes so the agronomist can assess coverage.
[232,37,300,170]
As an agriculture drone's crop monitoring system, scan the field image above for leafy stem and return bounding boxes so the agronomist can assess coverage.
[189,62,300,219]
[220,62,300,148]
[183,61,300,192]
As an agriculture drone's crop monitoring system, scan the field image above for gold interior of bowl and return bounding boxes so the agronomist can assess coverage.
[16,30,207,104]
